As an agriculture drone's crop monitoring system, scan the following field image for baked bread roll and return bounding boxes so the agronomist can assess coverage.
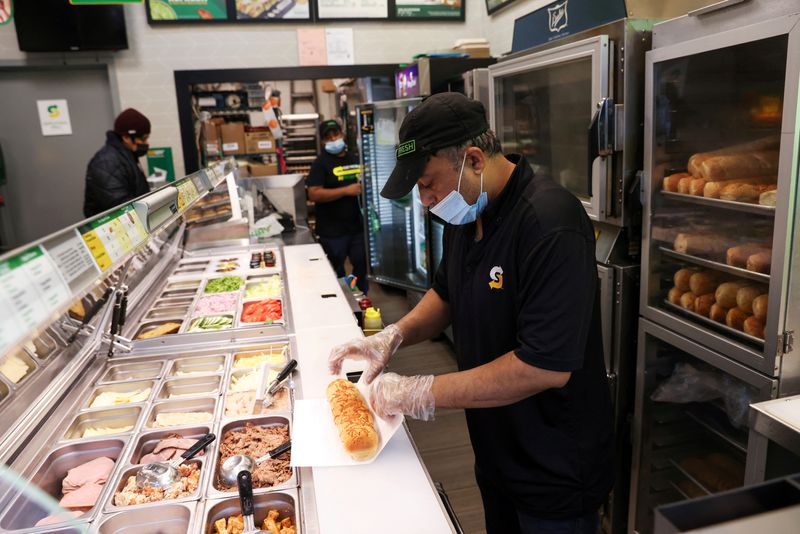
[674,268,700,292]
[715,282,744,309]
[752,294,768,320]
[690,271,724,296]
[326,379,379,461]
[759,189,777,206]
[663,172,690,192]
[710,303,728,323]
[689,178,707,196]
[703,176,775,199]
[720,181,777,203]
[69,300,86,320]
[674,233,728,257]
[697,151,780,182]
[687,135,781,177]
[726,307,750,331]
[137,322,181,340]
[668,287,684,305]
[677,176,693,194]
[694,293,715,317]
[746,250,772,274]
[736,286,763,314]
[726,244,770,268]
[680,292,697,311]
[744,316,765,338]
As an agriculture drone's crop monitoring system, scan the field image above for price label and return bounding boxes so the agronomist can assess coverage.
[0,246,71,353]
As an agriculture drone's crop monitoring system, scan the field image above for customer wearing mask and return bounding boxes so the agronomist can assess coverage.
[307,119,368,294]
[83,108,152,217]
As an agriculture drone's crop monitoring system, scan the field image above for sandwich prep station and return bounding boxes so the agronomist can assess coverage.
[0,159,457,533]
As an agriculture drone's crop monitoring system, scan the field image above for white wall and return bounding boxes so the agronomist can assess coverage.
[0,0,552,177]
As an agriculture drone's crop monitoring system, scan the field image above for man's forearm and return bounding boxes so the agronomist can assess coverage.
[432,352,571,409]
[308,187,350,203]
[395,289,450,347]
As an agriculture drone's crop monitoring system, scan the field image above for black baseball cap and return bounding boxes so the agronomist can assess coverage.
[381,92,489,200]
[320,119,341,137]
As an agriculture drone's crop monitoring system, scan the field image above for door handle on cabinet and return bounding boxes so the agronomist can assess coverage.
[587,98,615,197]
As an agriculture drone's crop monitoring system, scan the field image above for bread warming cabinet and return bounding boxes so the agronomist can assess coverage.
[633,1,800,532]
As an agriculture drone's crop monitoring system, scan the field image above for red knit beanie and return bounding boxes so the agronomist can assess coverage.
[114,108,151,138]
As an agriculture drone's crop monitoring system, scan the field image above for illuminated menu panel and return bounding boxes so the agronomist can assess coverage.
[78,205,148,272]
[0,246,71,353]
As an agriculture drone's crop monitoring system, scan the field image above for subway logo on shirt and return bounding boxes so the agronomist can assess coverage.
[333,164,361,182]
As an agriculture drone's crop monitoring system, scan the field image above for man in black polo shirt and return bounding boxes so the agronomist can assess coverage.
[329,93,613,534]
[307,119,368,293]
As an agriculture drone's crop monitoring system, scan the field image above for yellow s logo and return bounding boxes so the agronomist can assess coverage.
[47,105,60,118]
[488,266,503,290]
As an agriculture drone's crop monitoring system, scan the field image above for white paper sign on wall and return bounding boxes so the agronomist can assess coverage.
[36,99,73,136]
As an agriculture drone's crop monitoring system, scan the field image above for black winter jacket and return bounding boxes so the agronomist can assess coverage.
[83,131,150,217]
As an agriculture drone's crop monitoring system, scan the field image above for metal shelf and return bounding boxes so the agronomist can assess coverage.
[669,458,714,496]
[661,191,776,216]
[659,247,770,284]
[685,405,748,455]
[669,479,709,500]
[662,300,765,347]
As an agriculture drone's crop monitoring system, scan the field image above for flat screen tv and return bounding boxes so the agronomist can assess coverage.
[14,0,128,52]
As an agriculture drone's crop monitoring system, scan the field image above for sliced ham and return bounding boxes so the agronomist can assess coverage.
[153,437,199,455]
[62,457,115,494]
[34,510,83,527]
[140,449,175,464]
[59,482,103,509]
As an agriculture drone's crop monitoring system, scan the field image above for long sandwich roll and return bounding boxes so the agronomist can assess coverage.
[687,135,781,177]
[326,379,379,461]
[697,151,779,182]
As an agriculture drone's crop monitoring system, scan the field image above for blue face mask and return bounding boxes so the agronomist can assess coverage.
[430,152,488,225]
[325,138,346,154]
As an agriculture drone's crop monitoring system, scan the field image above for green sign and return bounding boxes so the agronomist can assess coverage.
[148,0,228,20]
[147,147,176,183]
[395,0,462,18]
[0,0,12,26]
[70,0,142,4]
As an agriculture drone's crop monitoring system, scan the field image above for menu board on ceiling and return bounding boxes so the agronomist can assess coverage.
[315,0,387,20]
[147,0,229,22]
[485,0,515,15]
[236,0,311,20]
[395,0,463,19]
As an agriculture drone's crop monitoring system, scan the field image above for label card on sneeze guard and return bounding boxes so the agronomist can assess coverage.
[0,246,71,353]
[78,205,148,272]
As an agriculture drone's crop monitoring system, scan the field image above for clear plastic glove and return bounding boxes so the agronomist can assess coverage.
[369,372,435,421]
[328,323,403,384]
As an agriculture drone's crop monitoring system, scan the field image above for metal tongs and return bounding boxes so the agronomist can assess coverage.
[253,359,297,414]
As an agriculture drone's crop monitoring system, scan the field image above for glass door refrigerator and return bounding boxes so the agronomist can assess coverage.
[633,1,800,532]
[357,98,427,292]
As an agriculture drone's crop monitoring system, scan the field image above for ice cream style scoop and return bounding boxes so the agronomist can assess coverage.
[136,432,215,488]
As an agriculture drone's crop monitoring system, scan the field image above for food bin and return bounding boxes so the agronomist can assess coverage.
[85,381,155,410]
[202,490,299,534]
[126,426,214,466]
[144,398,218,430]
[97,502,196,534]
[63,407,142,441]
[0,439,126,531]
[99,362,164,384]
[105,460,205,512]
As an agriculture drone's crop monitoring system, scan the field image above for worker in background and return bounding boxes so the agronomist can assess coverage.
[83,108,152,217]
[307,119,369,294]
[329,93,612,534]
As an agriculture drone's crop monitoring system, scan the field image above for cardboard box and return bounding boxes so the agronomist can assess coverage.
[249,162,279,177]
[202,119,224,156]
[245,129,276,154]
[220,122,247,155]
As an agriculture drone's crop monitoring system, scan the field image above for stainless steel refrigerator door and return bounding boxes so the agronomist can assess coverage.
[489,35,612,221]
[640,13,800,378]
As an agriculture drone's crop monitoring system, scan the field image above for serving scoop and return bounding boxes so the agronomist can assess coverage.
[135,433,215,489]
[219,440,291,486]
